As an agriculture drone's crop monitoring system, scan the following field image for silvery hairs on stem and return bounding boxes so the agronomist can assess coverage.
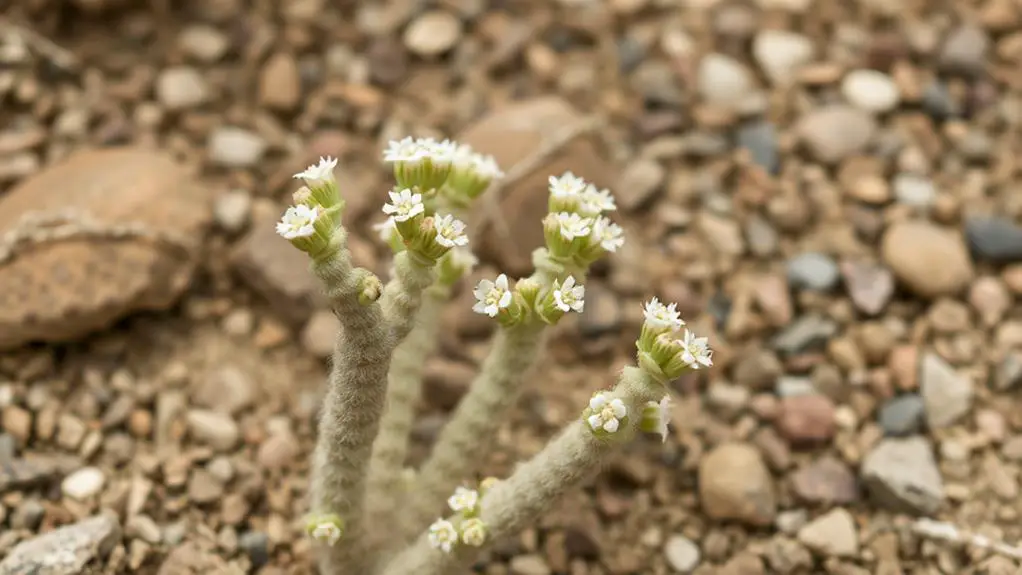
[272,137,713,575]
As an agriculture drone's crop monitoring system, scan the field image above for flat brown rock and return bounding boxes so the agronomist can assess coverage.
[459,97,614,275]
[0,148,210,350]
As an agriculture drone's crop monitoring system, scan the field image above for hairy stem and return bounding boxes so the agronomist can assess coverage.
[399,323,546,542]
[308,239,435,575]
[365,284,450,550]
[382,367,660,574]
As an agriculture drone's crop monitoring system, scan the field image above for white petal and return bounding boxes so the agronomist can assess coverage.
[498,290,513,309]
[495,274,509,290]
[589,393,607,410]
[587,414,604,430]
[602,418,620,433]
[484,304,498,317]
[610,399,627,419]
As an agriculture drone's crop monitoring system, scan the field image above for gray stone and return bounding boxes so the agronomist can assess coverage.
[213,190,251,234]
[0,514,121,575]
[194,366,257,415]
[737,121,779,173]
[771,315,838,355]
[239,531,270,569]
[664,535,701,572]
[920,353,972,429]
[965,216,1022,263]
[697,53,754,108]
[878,394,925,436]
[0,455,80,494]
[861,436,944,515]
[616,159,664,211]
[994,353,1022,391]
[207,127,267,168]
[939,24,990,77]
[752,30,814,86]
[156,66,210,110]
[185,409,239,452]
[893,173,936,208]
[786,252,840,291]
[921,82,960,120]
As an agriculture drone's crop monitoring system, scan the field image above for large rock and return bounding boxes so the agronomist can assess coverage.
[459,97,614,275]
[861,436,944,515]
[0,148,210,350]
[881,221,973,299]
[0,514,121,574]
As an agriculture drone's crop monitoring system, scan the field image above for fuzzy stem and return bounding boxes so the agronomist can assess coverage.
[308,234,435,575]
[398,322,546,542]
[365,284,450,549]
[381,251,437,341]
[381,366,660,575]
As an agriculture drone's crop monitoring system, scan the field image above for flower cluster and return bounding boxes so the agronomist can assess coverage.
[305,513,344,547]
[542,172,624,265]
[637,298,713,383]
[584,391,628,436]
[428,481,493,554]
[381,189,469,263]
[383,137,457,192]
[276,157,343,255]
[444,143,504,204]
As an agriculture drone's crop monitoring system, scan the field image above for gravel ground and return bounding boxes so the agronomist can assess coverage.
[2,0,1022,574]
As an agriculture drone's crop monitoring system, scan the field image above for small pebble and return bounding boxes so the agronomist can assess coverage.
[61,466,106,500]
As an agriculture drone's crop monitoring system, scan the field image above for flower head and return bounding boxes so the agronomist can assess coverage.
[580,185,617,216]
[447,486,480,514]
[549,172,587,198]
[310,522,342,546]
[383,137,426,163]
[680,329,713,369]
[553,212,593,241]
[586,392,627,434]
[428,518,459,553]
[472,274,513,318]
[643,298,684,332]
[553,276,585,313]
[641,396,671,443]
[591,217,625,253]
[460,518,488,547]
[276,204,319,239]
[293,156,338,183]
[305,514,344,547]
[382,189,425,222]
[434,213,469,248]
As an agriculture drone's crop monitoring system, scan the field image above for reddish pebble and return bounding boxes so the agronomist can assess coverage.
[776,394,836,445]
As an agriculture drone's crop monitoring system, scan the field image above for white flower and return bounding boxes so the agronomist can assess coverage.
[549,171,588,198]
[644,396,671,443]
[428,138,458,165]
[434,213,469,248]
[472,274,513,317]
[553,276,585,313]
[428,519,459,553]
[472,154,504,180]
[587,392,627,434]
[447,486,479,513]
[460,518,487,547]
[680,329,713,369]
[373,217,397,242]
[580,185,617,215]
[293,156,338,182]
[275,205,319,239]
[310,522,342,547]
[643,297,684,331]
[383,137,426,163]
[382,189,425,222]
[452,143,477,166]
[553,212,593,241]
[591,217,625,252]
